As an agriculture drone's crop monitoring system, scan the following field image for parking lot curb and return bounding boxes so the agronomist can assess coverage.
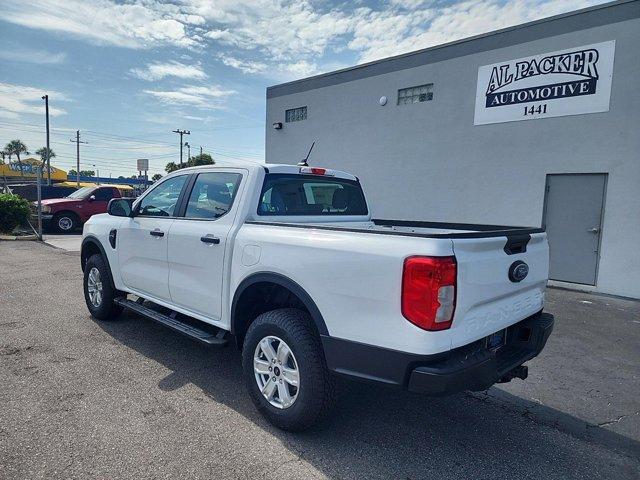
[0,234,38,241]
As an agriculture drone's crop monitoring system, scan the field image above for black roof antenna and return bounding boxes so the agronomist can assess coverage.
[297,141,315,167]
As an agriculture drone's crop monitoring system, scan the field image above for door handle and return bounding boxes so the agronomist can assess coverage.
[587,227,600,234]
[149,229,164,237]
[200,235,220,245]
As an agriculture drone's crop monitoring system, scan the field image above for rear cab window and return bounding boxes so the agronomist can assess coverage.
[258,174,368,216]
[93,187,118,201]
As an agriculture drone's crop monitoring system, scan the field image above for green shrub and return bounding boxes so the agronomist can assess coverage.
[0,193,31,233]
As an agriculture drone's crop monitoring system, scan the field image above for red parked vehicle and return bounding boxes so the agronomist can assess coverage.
[39,186,124,233]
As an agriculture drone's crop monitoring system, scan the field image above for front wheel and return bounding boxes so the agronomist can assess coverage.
[83,254,123,321]
[242,308,335,431]
[53,212,78,233]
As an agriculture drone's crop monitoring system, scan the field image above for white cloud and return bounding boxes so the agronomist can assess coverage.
[0,0,606,81]
[0,0,196,49]
[142,84,236,108]
[197,0,352,61]
[279,60,321,79]
[0,48,67,65]
[349,0,602,64]
[130,61,207,81]
[195,0,604,79]
[219,55,268,75]
[0,83,68,119]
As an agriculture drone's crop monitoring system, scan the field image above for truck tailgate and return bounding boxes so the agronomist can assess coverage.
[450,233,548,349]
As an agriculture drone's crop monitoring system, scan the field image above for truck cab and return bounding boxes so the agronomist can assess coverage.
[40,186,123,233]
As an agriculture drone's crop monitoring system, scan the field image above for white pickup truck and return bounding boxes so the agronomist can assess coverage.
[81,163,554,431]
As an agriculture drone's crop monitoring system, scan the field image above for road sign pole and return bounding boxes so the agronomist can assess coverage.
[36,166,43,241]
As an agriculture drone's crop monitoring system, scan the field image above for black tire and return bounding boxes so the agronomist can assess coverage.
[83,254,123,321]
[242,308,335,431]
[53,211,78,233]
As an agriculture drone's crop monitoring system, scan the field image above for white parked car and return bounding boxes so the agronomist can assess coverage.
[81,163,554,430]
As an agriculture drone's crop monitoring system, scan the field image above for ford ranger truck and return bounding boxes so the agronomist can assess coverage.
[40,185,123,233]
[80,164,554,431]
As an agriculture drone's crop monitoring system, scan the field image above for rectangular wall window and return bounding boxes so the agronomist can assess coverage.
[285,106,307,122]
[397,84,434,105]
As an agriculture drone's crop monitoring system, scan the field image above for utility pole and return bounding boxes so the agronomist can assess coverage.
[185,142,191,162]
[200,145,203,156]
[41,95,51,185]
[172,129,190,166]
[70,130,87,188]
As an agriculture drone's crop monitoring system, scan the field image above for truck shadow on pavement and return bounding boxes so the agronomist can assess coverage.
[95,312,639,479]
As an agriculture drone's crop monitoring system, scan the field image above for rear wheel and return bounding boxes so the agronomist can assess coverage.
[83,254,123,321]
[53,212,78,233]
[242,308,335,431]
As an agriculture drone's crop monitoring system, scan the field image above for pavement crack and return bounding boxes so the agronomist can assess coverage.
[596,415,627,427]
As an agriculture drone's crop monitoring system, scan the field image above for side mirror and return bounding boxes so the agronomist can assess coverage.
[88,195,96,202]
[108,198,134,217]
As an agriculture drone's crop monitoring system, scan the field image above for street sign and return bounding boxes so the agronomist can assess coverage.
[137,158,149,171]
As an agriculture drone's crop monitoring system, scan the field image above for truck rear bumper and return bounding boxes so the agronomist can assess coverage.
[321,311,554,395]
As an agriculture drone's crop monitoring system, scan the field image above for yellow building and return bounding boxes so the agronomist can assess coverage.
[0,157,67,181]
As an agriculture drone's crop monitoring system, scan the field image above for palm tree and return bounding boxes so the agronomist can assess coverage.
[4,140,29,177]
[35,147,56,169]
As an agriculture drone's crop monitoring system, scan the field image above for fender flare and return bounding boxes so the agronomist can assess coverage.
[231,272,329,337]
[81,235,116,290]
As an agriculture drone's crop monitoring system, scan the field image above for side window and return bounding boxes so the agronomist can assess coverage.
[137,175,187,217]
[93,188,116,201]
[185,172,242,220]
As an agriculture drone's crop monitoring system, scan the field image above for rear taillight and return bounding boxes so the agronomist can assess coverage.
[401,256,457,331]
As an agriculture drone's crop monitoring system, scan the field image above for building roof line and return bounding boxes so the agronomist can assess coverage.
[267,0,639,99]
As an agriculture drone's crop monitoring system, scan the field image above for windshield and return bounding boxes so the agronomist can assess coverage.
[258,174,368,216]
[66,187,95,199]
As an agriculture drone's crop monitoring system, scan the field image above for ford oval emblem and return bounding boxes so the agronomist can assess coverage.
[508,261,529,283]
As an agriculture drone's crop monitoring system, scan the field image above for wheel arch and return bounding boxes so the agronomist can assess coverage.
[231,272,329,349]
[81,235,116,290]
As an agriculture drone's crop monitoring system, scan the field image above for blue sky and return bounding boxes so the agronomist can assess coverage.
[0,0,603,177]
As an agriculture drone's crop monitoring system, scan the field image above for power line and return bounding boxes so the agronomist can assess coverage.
[0,122,264,156]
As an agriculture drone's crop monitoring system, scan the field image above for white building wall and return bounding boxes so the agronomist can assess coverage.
[266,15,640,299]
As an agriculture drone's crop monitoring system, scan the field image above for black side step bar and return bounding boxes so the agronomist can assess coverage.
[114,297,229,347]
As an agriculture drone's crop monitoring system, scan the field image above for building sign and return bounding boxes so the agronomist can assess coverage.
[0,158,67,180]
[474,41,615,125]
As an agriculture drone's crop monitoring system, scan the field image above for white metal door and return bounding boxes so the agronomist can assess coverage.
[543,173,606,285]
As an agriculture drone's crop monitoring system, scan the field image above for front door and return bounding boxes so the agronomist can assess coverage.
[118,174,189,301]
[82,187,117,220]
[168,170,244,320]
[543,173,607,285]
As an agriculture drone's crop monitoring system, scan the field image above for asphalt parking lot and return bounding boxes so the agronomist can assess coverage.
[1,241,639,479]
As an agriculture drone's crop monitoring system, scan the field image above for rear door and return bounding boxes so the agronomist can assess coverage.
[450,232,549,349]
[167,170,244,321]
[117,174,189,302]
